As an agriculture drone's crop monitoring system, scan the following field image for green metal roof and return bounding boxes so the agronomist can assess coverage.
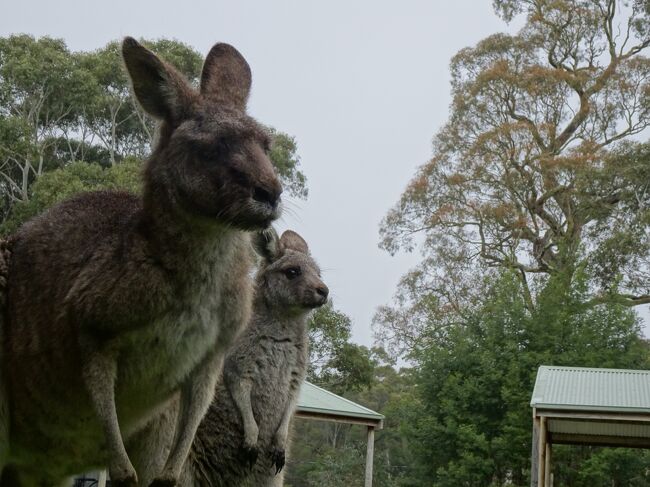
[296,381,384,423]
[531,365,650,414]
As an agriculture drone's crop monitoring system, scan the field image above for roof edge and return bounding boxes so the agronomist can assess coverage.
[302,381,385,420]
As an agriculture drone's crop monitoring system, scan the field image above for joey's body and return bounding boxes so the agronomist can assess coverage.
[1,38,281,487]
[130,230,327,487]
[186,297,310,487]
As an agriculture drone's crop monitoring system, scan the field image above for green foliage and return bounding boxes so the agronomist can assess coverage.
[308,303,375,394]
[0,158,142,235]
[0,34,98,209]
[404,271,649,486]
[287,443,366,487]
[0,34,95,123]
[374,15,650,487]
[287,363,419,487]
[268,129,308,199]
[141,38,203,81]
[286,304,420,486]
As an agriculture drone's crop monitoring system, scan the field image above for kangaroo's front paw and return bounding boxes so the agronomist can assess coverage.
[270,448,285,474]
[238,443,259,470]
[110,473,138,487]
[148,474,177,487]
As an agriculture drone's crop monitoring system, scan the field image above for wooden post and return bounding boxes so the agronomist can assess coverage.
[544,442,552,487]
[537,416,547,487]
[531,414,539,487]
[365,426,375,487]
[97,470,107,487]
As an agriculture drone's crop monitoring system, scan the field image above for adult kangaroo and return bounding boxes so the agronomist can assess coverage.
[0,37,281,487]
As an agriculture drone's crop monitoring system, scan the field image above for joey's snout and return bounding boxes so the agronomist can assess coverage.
[309,282,329,307]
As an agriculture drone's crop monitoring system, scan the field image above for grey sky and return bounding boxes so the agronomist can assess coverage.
[2,1,648,346]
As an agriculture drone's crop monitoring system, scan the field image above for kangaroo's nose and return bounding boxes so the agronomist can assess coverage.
[252,184,282,209]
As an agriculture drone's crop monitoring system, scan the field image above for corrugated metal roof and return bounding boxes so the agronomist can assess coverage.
[531,365,650,413]
[296,381,384,422]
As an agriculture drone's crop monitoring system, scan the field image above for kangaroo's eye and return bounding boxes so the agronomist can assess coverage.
[198,139,231,161]
[284,267,301,280]
[214,139,232,158]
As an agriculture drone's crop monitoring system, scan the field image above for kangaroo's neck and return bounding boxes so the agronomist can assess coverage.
[250,302,310,341]
[140,177,240,273]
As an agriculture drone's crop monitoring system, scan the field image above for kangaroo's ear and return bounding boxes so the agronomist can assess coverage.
[122,37,195,122]
[200,43,251,110]
[280,230,309,254]
[252,227,281,264]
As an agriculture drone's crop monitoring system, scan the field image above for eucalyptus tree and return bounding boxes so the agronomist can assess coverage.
[377,0,650,353]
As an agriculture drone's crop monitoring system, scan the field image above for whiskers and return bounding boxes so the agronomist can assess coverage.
[277,199,302,224]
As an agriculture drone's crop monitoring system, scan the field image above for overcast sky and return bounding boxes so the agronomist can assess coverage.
[2,1,648,346]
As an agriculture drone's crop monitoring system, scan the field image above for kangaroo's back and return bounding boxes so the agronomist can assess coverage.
[0,237,10,474]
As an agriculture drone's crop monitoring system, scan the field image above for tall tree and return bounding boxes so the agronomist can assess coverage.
[79,39,203,165]
[377,0,650,353]
[308,303,375,394]
[0,35,95,207]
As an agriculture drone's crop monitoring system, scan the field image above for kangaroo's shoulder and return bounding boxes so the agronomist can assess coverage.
[12,190,142,247]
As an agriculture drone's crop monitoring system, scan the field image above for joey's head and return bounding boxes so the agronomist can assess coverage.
[122,37,282,229]
[253,228,329,315]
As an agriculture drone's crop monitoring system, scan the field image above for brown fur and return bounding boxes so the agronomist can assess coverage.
[0,38,281,487]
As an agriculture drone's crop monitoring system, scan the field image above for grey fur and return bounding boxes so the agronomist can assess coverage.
[130,229,328,487]
[0,38,281,487]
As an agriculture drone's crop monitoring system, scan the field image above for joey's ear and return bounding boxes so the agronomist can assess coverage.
[252,227,281,264]
[280,230,309,254]
[200,43,251,110]
[122,37,195,122]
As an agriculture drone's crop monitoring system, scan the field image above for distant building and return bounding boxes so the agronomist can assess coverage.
[530,365,650,487]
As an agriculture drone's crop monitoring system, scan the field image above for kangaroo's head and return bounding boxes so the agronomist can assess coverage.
[122,37,282,229]
[253,229,329,314]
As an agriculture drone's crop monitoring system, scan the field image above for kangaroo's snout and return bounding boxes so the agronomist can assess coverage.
[252,183,282,210]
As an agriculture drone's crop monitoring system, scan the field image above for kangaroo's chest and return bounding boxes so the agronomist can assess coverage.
[116,252,244,398]
[251,339,305,393]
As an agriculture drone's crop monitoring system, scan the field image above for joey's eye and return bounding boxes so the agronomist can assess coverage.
[283,267,301,280]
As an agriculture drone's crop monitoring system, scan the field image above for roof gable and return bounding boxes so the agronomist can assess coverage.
[297,381,384,421]
[531,365,650,413]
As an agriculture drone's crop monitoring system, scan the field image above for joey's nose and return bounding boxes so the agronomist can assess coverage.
[252,184,282,208]
[316,285,329,301]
